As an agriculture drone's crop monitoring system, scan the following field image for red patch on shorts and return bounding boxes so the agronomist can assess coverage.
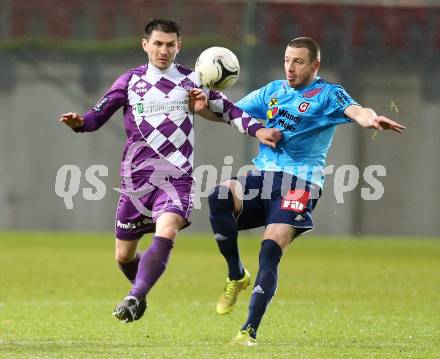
[281,189,310,213]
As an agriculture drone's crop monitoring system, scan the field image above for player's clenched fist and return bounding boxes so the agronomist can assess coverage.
[255,128,282,148]
[59,112,84,129]
[188,88,208,113]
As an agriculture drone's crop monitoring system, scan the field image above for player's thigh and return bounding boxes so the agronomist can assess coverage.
[263,223,296,250]
[152,175,193,239]
[234,174,266,230]
[221,179,244,214]
[115,237,141,263]
[155,212,187,240]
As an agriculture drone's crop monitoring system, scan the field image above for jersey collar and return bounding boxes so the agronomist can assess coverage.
[146,62,177,76]
[287,76,320,93]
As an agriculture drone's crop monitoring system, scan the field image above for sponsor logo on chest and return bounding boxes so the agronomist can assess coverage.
[133,99,189,115]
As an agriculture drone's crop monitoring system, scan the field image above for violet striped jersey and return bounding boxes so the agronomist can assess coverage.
[76,62,263,177]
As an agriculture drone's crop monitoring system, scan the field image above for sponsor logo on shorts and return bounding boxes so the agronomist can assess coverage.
[282,200,305,212]
[117,218,152,230]
[281,189,310,213]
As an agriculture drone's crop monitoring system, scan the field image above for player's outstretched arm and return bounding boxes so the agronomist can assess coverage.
[344,105,406,133]
[191,90,282,147]
[59,112,84,129]
[196,108,225,123]
[204,90,268,137]
[195,105,282,147]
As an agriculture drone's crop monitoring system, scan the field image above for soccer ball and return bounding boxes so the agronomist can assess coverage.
[195,47,240,91]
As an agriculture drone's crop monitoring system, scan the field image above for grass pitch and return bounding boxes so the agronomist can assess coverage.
[0,232,439,358]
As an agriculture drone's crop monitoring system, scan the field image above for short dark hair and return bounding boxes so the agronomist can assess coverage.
[144,18,181,39]
[288,37,320,62]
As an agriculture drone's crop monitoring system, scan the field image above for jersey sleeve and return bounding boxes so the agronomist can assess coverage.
[235,85,268,120]
[75,72,130,133]
[207,90,264,136]
[326,85,358,118]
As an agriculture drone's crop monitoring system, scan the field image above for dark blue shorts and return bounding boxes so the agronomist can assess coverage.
[234,171,321,238]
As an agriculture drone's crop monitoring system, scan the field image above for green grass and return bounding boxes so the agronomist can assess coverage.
[0,232,439,358]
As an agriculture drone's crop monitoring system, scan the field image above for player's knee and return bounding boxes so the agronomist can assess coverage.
[115,238,138,263]
[208,184,234,213]
[259,239,283,266]
[115,250,135,264]
[155,225,178,240]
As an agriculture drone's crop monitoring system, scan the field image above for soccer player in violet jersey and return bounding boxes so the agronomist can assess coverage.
[59,18,281,323]
[205,37,406,345]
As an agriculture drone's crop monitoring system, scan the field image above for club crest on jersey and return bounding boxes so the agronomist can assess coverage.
[132,80,151,96]
[281,189,310,213]
[298,101,311,113]
[269,98,278,107]
[267,107,279,120]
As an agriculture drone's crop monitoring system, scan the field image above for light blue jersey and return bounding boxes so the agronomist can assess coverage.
[236,77,358,188]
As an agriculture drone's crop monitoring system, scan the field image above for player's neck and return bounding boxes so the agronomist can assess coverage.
[147,61,176,74]
[293,76,318,91]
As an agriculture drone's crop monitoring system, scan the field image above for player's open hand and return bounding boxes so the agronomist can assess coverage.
[59,112,84,129]
[188,88,208,113]
[370,116,406,134]
[255,128,283,148]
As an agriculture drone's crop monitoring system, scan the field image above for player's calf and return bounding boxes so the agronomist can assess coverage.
[208,185,244,280]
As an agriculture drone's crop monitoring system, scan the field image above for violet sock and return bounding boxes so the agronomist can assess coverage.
[129,236,174,299]
[118,252,141,284]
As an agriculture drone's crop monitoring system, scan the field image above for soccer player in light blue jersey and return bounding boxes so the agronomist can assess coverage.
[206,37,405,346]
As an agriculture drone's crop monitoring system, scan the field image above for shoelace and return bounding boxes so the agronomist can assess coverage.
[243,325,256,338]
[224,281,242,299]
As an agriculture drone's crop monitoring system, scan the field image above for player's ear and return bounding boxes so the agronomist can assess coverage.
[176,40,182,55]
[313,60,320,72]
[141,38,149,53]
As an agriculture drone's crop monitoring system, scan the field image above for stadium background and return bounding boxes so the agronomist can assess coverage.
[0,0,439,237]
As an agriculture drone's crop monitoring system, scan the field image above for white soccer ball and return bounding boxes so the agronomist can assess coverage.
[195,47,240,91]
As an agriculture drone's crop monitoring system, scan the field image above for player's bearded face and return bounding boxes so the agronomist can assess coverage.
[284,46,319,89]
[142,31,181,70]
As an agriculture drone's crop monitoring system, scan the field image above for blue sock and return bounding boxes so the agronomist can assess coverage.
[208,185,244,280]
[241,239,282,338]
